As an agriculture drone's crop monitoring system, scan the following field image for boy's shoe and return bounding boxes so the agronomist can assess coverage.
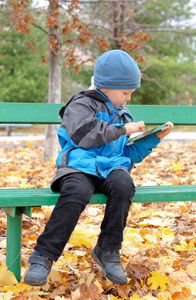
[91,244,127,285]
[24,251,53,286]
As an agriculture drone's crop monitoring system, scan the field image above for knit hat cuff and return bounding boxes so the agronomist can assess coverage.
[94,81,140,90]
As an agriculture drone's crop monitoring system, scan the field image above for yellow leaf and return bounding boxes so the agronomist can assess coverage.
[25,141,33,147]
[63,252,73,260]
[158,227,175,243]
[174,240,194,252]
[19,183,35,188]
[156,147,162,153]
[157,291,172,300]
[19,150,30,157]
[0,261,18,286]
[69,228,96,247]
[78,277,85,285]
[147,271,170,292]
[178,204,188,211]
[188,241,195,249]
[171,162,183,171]
[84,217,94,224]
[138,208,154,219]
[125,228,138,234]
[143,233,158,243]
[0,282,34,293]
[49,157,56,163]
[159,227,173,235]
[94,280,104,293]
[86,272,94,287]
[129,293,140,299]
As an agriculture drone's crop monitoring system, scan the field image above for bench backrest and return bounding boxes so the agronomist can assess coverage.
[0,103,196,125]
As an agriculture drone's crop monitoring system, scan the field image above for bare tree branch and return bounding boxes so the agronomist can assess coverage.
[0,24,15,43]
[137,29,196,36]
[31,23,48,35]
[86,23,113,33]
[142,74,168,90]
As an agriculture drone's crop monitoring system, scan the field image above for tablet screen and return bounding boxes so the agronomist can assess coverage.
[127,124,168,145]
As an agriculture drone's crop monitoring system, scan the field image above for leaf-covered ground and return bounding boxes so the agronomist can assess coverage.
[0,140,196,299]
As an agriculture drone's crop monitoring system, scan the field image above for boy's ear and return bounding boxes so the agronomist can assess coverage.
[100,88,109,93]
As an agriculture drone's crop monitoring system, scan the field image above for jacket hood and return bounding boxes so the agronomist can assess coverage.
[59,89,107,119]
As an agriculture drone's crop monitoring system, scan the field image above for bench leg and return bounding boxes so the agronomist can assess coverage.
[6,126,12,136]
[6,208,22,283]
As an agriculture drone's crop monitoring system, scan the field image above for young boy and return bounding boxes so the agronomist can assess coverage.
[24,50,173,286]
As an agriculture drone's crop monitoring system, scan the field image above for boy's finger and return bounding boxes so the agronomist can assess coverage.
[166,121,174,129]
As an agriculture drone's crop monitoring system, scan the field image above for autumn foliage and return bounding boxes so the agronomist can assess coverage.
[9,0,35,34]
[7,0,150,73]
[8,0,103,73]
[0,139,196,299]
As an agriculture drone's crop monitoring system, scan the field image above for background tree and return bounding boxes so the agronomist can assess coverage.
[0,8,48,102]
[1,0,98,160]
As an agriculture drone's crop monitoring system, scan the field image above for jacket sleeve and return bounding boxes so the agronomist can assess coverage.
[61,98,126,149]
[124,134,160,163]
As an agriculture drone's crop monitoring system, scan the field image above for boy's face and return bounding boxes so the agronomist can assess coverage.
[100,89,136,108]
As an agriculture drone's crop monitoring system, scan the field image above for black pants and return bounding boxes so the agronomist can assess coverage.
[34,168,135,261]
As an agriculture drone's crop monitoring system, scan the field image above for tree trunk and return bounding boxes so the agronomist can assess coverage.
[44,0,61,161]
[112,1,125,49]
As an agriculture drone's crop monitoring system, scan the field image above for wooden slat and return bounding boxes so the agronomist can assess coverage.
[129,105,196,125]
[0,185,196,208]
[0,103,63,124]
[0,103,196,125]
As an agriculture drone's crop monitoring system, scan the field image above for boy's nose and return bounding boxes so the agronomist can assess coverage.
[126,95,131,101]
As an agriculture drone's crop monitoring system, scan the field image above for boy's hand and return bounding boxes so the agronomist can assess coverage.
[156,121,174,140]
[125,121,145,135]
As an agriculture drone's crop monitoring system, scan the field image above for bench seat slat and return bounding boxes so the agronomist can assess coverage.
[0,185,195,207]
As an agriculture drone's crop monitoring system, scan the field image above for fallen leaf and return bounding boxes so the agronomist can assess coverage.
[129,293,140,300]
[172,287,193,300]
[0,261,18,286]
[71,288,81,300]
[186,260,196,276]
[174,240,194,252]
[147,271,170,292]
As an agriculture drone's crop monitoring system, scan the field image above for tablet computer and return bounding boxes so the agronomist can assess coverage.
[127,123,168,145]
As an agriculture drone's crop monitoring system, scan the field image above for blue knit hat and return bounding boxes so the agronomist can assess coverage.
[94,50,140,90]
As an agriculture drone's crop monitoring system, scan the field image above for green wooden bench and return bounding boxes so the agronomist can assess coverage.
[0,102,196,283]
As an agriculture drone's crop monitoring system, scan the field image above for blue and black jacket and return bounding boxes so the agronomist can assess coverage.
[51,88,160,192]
